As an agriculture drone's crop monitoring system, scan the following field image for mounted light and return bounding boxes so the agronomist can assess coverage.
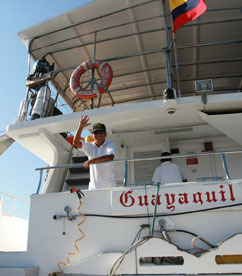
[163,88,177,114]
[166,107,176,115]
[154,127,193,135]
[112,124,204,135]
[163,88,177,100]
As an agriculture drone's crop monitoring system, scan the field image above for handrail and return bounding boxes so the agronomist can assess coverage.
[35,149,242,193]
[35,149,242,171]
[0,190,30,216]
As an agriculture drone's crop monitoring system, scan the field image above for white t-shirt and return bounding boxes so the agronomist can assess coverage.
[80,140,116,190]
[152,161,185,184]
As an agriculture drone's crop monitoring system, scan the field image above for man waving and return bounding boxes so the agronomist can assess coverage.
[73,115,116,190]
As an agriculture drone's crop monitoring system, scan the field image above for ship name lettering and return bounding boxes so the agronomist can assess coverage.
[138,195,148,206]
[193,192,203,205]
[151,194,161,206]
[165,193,176,211]
[120,190,135,207]
[119,184,236,210]
[178,193,189,205]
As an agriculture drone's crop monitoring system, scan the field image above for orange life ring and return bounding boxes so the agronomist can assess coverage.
[70,60,113,99]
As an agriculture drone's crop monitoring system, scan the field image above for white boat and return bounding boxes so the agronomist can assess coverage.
[1,0,242,275]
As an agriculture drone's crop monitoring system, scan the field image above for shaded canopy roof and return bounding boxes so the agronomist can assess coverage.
[18,0,242,111]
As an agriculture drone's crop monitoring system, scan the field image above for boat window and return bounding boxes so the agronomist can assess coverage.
[139,256,184,265]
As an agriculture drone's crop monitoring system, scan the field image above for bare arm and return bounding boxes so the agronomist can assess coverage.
[73,115,91,149]
[84,154,115,168]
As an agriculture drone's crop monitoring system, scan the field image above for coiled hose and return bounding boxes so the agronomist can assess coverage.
[50,189,85,276]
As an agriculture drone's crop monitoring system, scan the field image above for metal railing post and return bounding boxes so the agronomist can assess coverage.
[90,31,98,109]
[36,170,43,194]
[123,160,128,186]
[151,183,160,235]
[162,0,172,89]
[94,31,97,60]
[221,153,230,180]
[9,199,17,216]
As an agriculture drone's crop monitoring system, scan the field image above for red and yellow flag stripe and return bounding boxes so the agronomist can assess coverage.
[169,0,207,32]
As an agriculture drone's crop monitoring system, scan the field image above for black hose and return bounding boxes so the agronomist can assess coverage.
[83,202,242,219]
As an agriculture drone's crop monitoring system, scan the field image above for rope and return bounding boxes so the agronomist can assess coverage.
[108,236,151,276]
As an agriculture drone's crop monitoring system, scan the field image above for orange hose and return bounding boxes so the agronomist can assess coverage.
[50,199,86,276]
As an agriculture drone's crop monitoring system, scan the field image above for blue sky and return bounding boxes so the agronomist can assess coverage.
[0,1,92,218]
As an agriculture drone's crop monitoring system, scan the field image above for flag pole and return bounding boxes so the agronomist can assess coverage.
[167,1,182,97]
[162,0,172,89]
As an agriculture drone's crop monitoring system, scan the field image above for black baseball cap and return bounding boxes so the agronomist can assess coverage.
[92,123,106,133]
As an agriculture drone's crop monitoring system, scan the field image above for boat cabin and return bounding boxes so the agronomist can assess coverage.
[1,1,242,276]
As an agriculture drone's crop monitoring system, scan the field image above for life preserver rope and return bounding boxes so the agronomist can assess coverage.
[70,60,113,100]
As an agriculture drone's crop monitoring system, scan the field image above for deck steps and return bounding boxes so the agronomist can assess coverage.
[72,156,88,163]
[69,167,87,174]
[63,155,90,191]
[65,177,89,186]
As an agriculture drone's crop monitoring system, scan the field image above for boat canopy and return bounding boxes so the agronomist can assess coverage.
[18,0,242,111]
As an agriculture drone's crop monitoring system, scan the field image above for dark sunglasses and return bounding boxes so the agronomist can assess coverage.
[93,130,105,134]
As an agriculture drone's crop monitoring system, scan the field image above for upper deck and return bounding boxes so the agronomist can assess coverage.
[7,0,242,193]
[17,0,242,111]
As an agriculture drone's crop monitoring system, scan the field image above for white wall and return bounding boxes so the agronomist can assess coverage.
[0,213,28,251]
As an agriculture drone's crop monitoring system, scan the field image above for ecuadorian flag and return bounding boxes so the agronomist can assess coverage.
[169,0,207,32]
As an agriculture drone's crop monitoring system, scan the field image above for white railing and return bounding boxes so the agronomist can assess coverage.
[35,150,242,193]
[0,190,30,216]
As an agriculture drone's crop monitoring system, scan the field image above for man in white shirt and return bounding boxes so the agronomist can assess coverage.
[73,115,116,190]
[152,152,187,184]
